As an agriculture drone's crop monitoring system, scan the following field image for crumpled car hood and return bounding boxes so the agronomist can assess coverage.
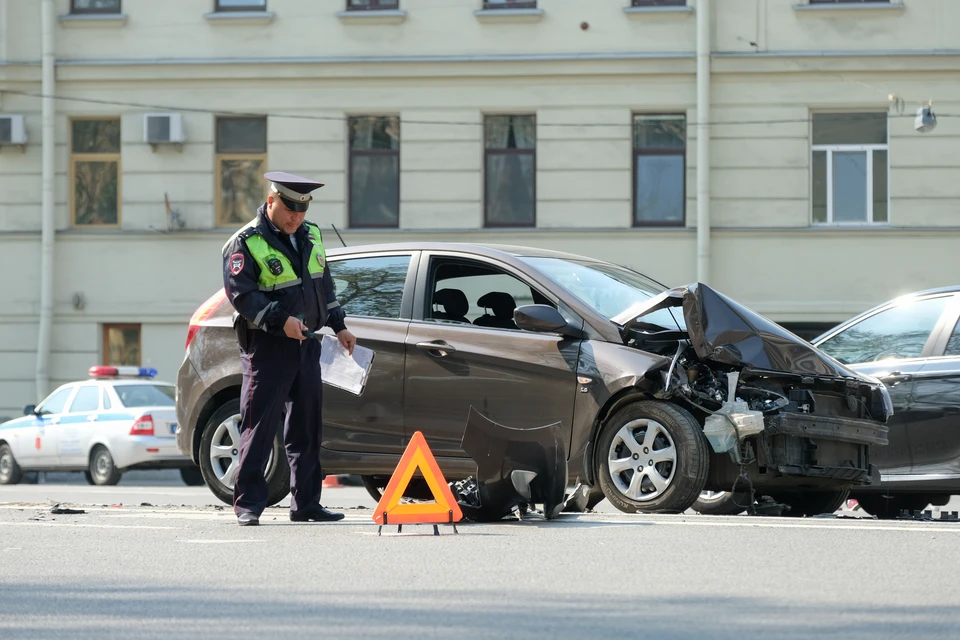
[613,283,863,379]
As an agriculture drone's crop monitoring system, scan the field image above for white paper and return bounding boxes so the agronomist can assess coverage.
[319,334,375,396]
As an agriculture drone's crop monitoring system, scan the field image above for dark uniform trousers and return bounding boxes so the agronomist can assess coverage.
[234,331,323,517]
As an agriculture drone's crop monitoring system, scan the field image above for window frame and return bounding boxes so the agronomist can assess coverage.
[347,115,401,230]
[70,116,122,229]
[483,0,538,8]
[631,0,686,6]
[808,0,890,3]
[632,113,687,228]
[346,0,399,10]
[102,323,142,367]
[811,111,889,226]
[66,385,102,414]
[215,116,268,228]
[36,385,79,417]
[483,114,537,229]
[214,0,267,12]
[326,252,416,320]
[70,0,122,14]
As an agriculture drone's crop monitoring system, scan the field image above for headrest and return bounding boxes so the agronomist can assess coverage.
[433,288,469,317]
[477,292,517,317]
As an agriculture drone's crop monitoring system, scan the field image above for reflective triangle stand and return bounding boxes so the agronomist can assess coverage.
[377,510,460,536]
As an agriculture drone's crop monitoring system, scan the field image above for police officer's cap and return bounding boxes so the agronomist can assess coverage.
[264,171,324,213]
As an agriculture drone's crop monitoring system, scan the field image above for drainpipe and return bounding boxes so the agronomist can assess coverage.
[36,0,55,398]
[695,0,711,284]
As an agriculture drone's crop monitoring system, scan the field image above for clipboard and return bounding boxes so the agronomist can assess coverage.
[319,334,375,396]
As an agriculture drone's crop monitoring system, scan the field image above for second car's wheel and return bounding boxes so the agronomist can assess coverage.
[179,466,206,487]
[596,401,709,514]
[0,444,23,485]
[199,399,290,508]
[83,471,95,485]
[693,490,751,516]
[767,490,849,517]
[854,494,932,520]
[88,446,122,486]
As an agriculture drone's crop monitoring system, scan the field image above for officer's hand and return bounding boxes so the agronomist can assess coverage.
[284,316,308,341]
[337,329,357,356]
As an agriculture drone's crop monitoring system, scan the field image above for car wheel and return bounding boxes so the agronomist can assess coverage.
[179,466,205,487]
[89,446,122,486]
[83,471,94,485]
[0,444,23,485]
[596,401,709,514]
[693,490,751,515]
[767,490,849,517]
[854,494,932,520]
[199,399,290,508]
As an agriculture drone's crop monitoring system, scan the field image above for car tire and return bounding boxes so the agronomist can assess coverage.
[767,490,849,517]
[0,444,23,485]
[693,490,751,516]
[199,399,290,508]
[88,446,122,486]
[854,494,932,520]
[179,466,205,487]
[83,471,94,485]
[596,401,709,514]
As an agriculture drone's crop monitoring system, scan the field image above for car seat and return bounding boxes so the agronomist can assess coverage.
[432,288,471,324]
[473,292,518,330]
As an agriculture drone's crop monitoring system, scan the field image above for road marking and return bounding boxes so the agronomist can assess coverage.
[569,514,960,533]
[0,522,176,530]
[3,547,23,551]
[180,539,265,544]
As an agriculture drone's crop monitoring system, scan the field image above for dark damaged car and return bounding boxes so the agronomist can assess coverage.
[175,243,892,519]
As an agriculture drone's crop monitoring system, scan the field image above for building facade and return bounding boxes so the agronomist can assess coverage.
[1,0,959,416]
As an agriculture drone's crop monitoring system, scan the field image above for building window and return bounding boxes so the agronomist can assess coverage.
[808,1,889,4]
[483,0,538,9]
[348,116,400,228]
[811,112,888,225]
[216,116,267,227]
[346,0,399,9]
[71,0,121,13]
[484,115,536,228]
[103,324,141,366]
[71,118,121,227]
[631,0,686,6]
[633,114,686,226]
[214,0,267,11]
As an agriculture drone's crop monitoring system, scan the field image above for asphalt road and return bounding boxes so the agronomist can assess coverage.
[2,474,960,639]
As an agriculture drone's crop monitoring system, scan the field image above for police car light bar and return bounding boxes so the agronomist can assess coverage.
[88,366,157,378]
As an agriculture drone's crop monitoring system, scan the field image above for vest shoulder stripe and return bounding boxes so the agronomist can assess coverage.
[221,219,260,255]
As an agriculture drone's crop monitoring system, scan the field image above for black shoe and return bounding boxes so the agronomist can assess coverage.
[238,513,260,526]
[290,504,344,522]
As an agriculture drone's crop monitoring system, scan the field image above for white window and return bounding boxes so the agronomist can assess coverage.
[811,112,888,225]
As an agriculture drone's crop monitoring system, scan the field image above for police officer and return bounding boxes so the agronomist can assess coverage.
[222,171,357,527]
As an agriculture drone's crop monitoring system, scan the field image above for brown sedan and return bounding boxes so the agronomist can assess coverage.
[175,243,892,517]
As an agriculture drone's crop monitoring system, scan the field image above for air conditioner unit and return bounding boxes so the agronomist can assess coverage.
[0,115,27,150]
[143,113,184,149]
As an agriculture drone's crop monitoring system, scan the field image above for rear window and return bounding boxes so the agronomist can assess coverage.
[113,384,175,408]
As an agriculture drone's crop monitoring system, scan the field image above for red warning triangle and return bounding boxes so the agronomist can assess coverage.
[373,431,463,525]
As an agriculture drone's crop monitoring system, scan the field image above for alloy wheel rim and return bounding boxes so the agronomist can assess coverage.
[607,418,677,502]
[0,453,10,479]
[209,414,273,490]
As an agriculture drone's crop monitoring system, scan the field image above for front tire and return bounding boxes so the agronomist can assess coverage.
[179,465,205,486]
[693,490,750,516]
[199,399,290,507]
[0,444,22,485]
[596,401,709,514]
[89,446,122,486]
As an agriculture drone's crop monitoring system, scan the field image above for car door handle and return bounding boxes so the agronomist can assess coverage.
[881,372,913,385]
[416,341,457,357]
[87,415,98,422]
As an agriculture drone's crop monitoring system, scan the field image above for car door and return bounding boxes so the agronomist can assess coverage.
[403,252,581,458]
[320,252,416,455]
[57,384,101,468]
[22,385,76,468]
[815,292,956,478]
[902,297,960,477]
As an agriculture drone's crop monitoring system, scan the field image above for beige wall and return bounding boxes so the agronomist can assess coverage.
[1,0,960,415]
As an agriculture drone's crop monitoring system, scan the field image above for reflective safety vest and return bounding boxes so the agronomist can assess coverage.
[240,221,327,292]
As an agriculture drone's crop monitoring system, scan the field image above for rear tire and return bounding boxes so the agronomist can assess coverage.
[0,444,22,485]
[767,490,849,517]
[179,465,205,486]
[693,490,751,516]
[855,494,932,520]
[89,446,122,486]
[596,401,709,514]
[199,399,290,508]
[83,471,94,485]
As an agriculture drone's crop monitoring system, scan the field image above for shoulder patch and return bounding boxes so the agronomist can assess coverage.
[229,253,245,275]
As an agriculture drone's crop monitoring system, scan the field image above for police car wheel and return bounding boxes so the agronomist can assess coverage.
[199,399,290,507]
[89,446,122,486]
[0,444,23,485]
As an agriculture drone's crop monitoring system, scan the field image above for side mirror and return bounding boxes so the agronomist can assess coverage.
[23,405,36,416]
[514,304,570,334]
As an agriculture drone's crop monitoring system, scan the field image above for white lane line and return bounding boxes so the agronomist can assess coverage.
[3,547,23,551]
[180,539,265,544]
[563,516,960,533]
[0,522,176,530]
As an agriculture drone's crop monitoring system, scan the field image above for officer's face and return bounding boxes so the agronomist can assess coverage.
[267,195,306,235]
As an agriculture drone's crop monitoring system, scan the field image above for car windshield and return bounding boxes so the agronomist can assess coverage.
[113,384,175,408]
[518,256,685,330]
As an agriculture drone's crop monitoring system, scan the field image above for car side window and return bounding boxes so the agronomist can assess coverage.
[102,389,113,411]
[329,255,410,320]
[427,259,551,331]
[68,386,100,413]
[945,318,960,357]
[817,295,951,364]
[36,387,74,416]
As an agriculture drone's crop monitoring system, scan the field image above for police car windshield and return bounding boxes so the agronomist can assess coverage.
[519,256,686,330]
[113,384,175,408]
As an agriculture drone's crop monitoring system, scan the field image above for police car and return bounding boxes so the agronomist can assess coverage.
[0,366,204,486]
